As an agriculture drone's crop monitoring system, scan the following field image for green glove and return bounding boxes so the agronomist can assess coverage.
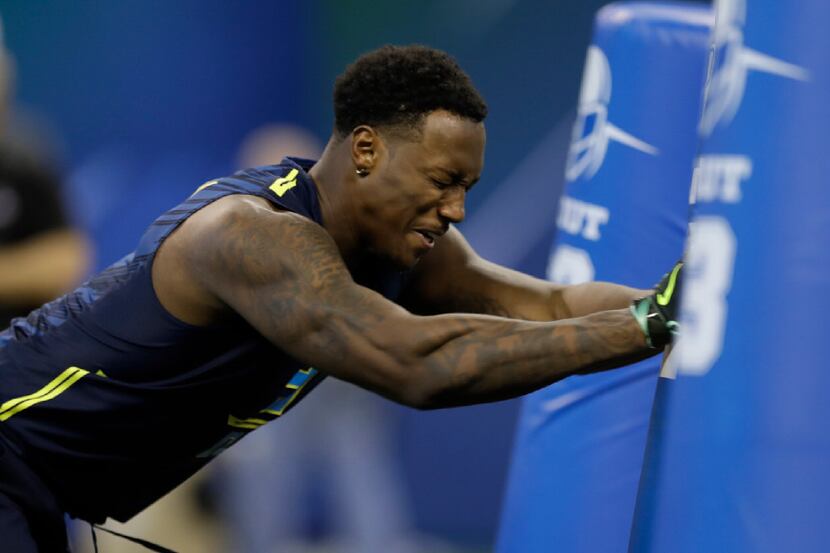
[630,261,683,349]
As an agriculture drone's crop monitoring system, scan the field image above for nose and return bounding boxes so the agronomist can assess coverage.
[437,186,466,223]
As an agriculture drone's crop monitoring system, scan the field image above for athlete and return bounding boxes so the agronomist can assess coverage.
[0,45,681,551]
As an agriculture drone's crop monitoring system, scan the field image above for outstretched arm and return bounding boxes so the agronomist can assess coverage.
[399,226,647,321]
[160,196,654,409]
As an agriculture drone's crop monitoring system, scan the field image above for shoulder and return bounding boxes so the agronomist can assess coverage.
[183,193,313,240]
[174,194,338,277]
[153,194,338,325]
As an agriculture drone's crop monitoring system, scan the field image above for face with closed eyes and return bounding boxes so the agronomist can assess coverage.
[353,110,485,269]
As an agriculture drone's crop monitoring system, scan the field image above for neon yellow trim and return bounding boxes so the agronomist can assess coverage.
[269,169,299,197]
[273,402,293,417]
[299,367,313,375]
[0,367,89,422]
[273,372,315,416]
[656,264,682,306]
[192,179,219,195]
[285,383,299,390]
[96,369,107,377]
[227,414,268,430]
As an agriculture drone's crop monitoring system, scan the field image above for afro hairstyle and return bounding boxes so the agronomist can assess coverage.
[333,44,488,138]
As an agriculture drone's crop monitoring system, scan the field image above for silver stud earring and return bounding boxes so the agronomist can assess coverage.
[356,168,369,177]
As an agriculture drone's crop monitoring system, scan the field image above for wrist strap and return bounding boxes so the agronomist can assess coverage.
[630,299,656,349]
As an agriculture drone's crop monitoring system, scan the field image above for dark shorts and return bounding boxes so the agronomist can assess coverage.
[0,435,69,552]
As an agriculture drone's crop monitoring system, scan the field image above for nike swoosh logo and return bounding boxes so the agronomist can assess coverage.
[656,263,682,306]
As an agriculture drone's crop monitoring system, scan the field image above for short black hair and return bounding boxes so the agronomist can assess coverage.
[333,45,488,138]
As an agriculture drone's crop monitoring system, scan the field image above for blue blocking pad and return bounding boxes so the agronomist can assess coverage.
[631,1,830,552]
[496,3,711,553]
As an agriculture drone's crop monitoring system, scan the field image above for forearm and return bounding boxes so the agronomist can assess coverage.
[557,281,649,319]
[438,277,648,322]
[305,300,653,409]
[412,307,653,408]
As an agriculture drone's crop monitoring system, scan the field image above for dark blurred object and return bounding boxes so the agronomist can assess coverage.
[0,140,89,326]
[0,13,90,328]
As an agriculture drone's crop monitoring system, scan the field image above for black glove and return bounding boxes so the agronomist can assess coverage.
[630,261,683,349]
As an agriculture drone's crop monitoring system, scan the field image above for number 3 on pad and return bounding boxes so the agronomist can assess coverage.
[676,217,736,377]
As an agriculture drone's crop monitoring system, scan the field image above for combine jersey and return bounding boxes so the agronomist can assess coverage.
[0,158,407,523]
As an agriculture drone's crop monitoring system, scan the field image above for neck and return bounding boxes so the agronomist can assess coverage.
[308,138,363,267]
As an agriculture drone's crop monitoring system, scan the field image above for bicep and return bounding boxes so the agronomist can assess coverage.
[182,199,426,400]
[401,227,644,321]
[400,227,569,321]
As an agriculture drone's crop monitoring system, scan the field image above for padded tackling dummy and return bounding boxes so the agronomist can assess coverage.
[496,3,711,553]
[630,1,830,551]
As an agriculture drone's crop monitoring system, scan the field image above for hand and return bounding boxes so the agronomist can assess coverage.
[630,261,683,349]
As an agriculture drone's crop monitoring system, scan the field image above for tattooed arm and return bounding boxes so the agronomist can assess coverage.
[154,196,654,409]
[399,226,647,321]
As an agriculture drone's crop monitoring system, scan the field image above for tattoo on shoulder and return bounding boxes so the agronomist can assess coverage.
[196,205,395,340]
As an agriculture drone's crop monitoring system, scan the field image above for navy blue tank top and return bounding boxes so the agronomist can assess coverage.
[0,158,406,522]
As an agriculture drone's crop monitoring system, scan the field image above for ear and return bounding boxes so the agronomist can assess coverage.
[350,125,383,175]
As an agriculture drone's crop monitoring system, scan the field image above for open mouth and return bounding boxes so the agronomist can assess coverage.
[413,229,437,248]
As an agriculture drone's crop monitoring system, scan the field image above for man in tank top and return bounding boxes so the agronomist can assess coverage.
[0,45,681,551]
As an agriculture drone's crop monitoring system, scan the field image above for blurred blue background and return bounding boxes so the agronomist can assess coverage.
[0,1,704,551]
